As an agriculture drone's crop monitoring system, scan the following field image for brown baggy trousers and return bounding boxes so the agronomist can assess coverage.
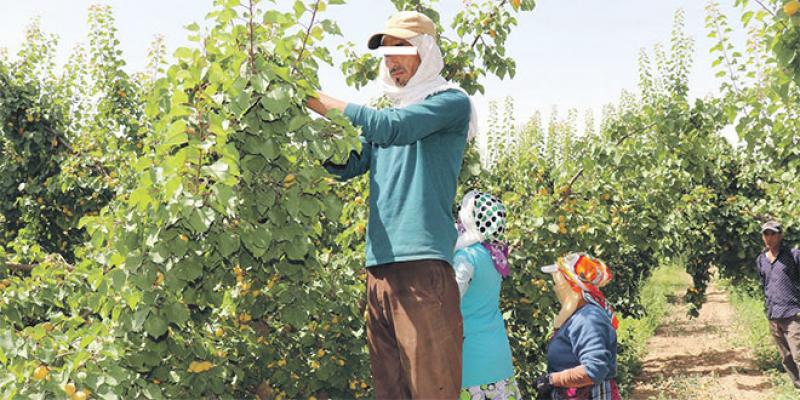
[366,259,463,399]
[769,315,800,388]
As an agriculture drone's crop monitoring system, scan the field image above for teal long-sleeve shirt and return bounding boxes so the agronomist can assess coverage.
[455,243,515,388]
[326,89,470,267]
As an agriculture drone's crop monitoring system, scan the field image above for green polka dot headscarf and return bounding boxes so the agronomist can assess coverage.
[456,190,507,244]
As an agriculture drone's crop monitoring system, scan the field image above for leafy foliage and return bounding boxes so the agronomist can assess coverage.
[1,1,798,399]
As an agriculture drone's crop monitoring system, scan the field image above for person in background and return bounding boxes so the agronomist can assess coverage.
[755,220,800,389]
[535,253,620,400]
[452,190,520,400]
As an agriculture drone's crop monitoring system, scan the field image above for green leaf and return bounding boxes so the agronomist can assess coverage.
[208,112,229,140]
[241,224,273,258]
[129,187,154,212]
[211,184,237,215]
[201,160,230,182]
[142,383,165,400]
[263,10,290,25]
[186,208,216,234]
[71,351,91,369]
[293,0,306,17]
[299,196,321,217]
[215,231,240,257]
[176,258,203,282]
[244,137,279,160]
[132,308,149,332]
[252,73,269,93]
[288,114,311,131]
[285,240,308,260]
[123,291,142,310]
[163,120,188,147]
[262,86,292,114]
[170,236,189,258]
[741,11,754,26]
[283,304,307,328]
[174,47,193,60]
[145,314,168,338]
[164,302,190,325]
[108,269,127,292]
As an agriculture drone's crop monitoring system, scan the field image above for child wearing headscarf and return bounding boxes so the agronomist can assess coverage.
[535,253,620,400]
[453,190,520,400]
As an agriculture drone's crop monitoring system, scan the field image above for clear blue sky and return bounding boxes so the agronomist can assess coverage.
[1,0,747,141]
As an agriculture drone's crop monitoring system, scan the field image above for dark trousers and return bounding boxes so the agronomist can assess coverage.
[366,259,463,399]
[769,315,800,388]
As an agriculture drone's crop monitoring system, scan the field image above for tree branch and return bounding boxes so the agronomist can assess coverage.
[242,96,262,117]
[753,0,777,18]
[3,253,75,274]
[752,0,790,40]
[291,0,322,76]
[50,130,75,153]
[247,0,257,74]
[553,123,653,206]
[5,262,36,273]
[470,0,508,49]
[713,16,740,94]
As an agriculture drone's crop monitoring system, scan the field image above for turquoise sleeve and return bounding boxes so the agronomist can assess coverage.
[344,90,470,146]
[323,138,371,181]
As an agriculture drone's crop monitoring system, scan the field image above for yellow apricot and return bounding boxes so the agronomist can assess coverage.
[785,0,800,16]
[33,365,49,381]
[63,383,76,395]
[283,174,296,188]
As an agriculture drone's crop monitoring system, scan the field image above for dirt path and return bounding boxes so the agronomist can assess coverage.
[630,284,776,400]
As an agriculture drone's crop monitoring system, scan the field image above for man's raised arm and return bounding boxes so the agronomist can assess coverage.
[306,92,347,116]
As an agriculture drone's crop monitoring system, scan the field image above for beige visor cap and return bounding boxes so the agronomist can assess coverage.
[367,11,437,49]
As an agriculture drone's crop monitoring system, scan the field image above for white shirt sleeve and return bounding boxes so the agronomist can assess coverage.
[452,253,475,298]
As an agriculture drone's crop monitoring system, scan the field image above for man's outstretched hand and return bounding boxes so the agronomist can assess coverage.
[306,92,346,116]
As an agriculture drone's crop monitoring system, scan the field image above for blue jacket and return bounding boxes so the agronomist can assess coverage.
[546,304,617,383]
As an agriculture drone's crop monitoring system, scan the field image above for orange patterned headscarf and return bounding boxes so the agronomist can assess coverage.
[544,253,618,330]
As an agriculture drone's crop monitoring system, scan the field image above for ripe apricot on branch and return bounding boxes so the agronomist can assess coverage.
[785,0,800,16]
[283,173,297,188]
[188,360,214,373]
[63,383,76,396]
[33,365,49,380]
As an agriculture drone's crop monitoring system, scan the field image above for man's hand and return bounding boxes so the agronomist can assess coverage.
[534,373,553,399]
[306,92,347,116]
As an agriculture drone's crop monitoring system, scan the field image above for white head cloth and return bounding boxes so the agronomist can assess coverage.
[378,34,478,141]
[454,190,482,251]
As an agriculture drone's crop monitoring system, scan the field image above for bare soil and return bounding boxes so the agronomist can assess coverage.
[630,284,776,400]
